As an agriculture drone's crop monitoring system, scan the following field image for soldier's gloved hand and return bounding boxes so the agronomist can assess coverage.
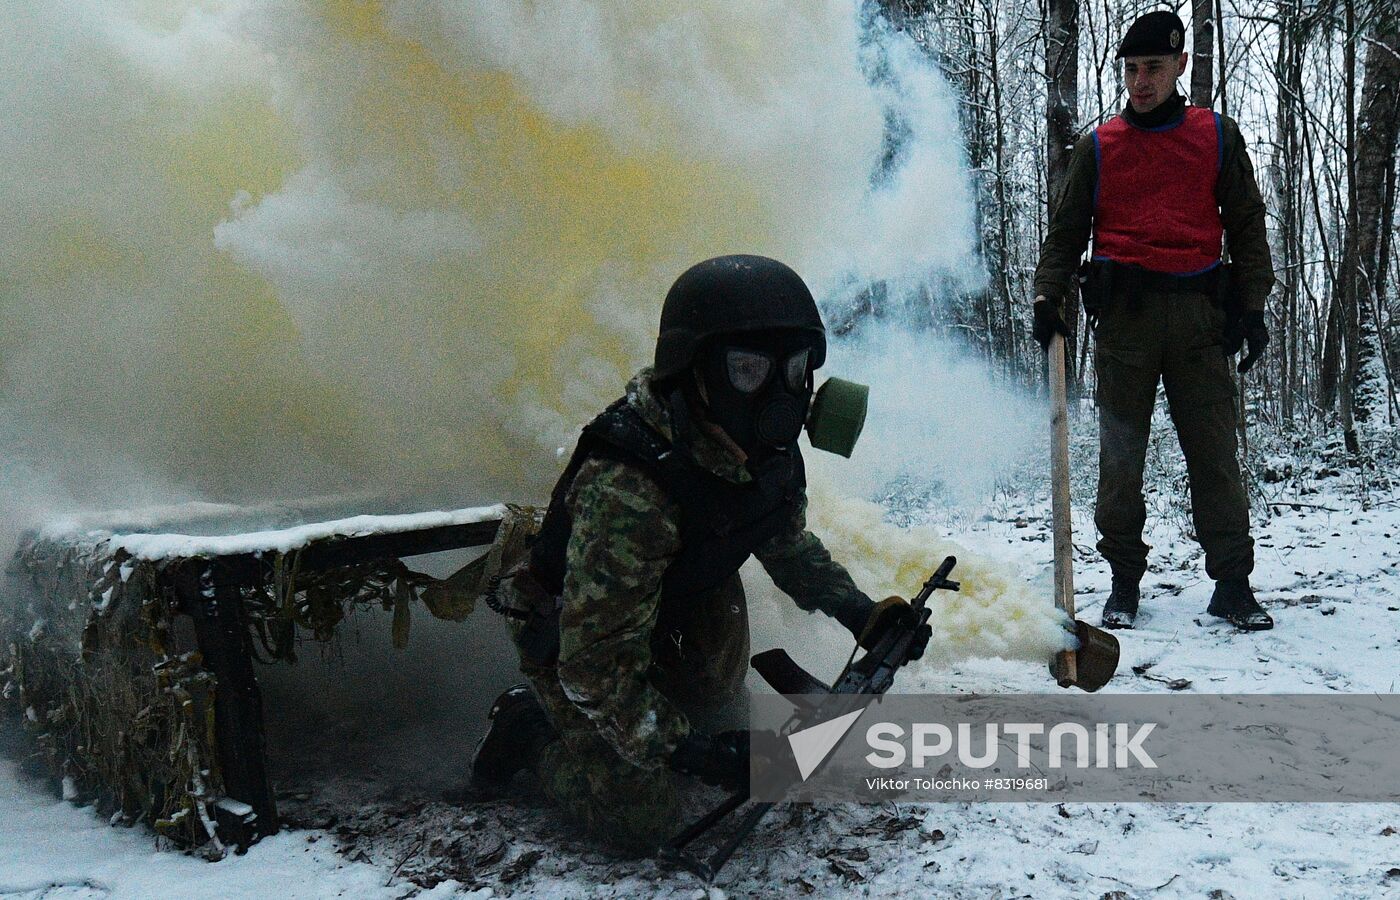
[1032,297,1070,351]
[669,730,749,791]
[1225,311,1269,374]
[858,596,932,662]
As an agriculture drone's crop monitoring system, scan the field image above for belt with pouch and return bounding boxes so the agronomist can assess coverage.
[1078,259,1228,329]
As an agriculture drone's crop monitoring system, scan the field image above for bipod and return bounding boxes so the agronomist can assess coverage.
[660,792,772,882]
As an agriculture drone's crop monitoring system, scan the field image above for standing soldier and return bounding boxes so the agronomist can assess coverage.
[1031,11,1274,631]
[466,255,930,855]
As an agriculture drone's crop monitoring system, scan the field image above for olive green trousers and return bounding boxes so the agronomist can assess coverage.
[1093,289,1254,582]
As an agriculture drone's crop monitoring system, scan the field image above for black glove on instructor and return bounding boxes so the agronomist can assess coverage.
[670,730,749,791]
[858,596,932,662]
[1223,310,1268,374]
[1032,297,1070,351]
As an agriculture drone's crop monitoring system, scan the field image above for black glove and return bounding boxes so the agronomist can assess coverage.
[670,730,749,791]
[1224,310,1268,374]
[858,596,932,662]
[1032,297,1070,351]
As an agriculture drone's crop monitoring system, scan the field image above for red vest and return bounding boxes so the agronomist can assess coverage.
[1092,106,1224,274]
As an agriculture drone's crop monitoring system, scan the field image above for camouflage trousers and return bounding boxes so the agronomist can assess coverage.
[1093,288,1254,582]
[510,573,749,856]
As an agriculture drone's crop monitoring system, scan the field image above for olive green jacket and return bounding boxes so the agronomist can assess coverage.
[1033,106,1275,312]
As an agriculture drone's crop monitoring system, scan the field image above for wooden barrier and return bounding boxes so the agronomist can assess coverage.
[2,508,505,854]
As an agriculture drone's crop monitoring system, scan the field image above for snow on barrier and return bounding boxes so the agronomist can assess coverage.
[0,502,539,857]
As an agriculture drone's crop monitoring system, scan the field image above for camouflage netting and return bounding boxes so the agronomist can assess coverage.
[0,504,539,858]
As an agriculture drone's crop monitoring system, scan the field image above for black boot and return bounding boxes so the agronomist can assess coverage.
[1100,574,1141,630]
[1207,578,1274,631]
[467,684,556,798]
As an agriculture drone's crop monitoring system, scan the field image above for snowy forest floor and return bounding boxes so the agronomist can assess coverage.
[5,404,1400,899]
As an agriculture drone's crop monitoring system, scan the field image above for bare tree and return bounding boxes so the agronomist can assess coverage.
[1047,0,1081,387]
[1345,9,1400,428]
[1192,0,1216,107]
[1336,0,1361,453]
[1271,0,1306,422]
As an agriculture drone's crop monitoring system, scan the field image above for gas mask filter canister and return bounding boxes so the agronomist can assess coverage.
[805,377,868,457]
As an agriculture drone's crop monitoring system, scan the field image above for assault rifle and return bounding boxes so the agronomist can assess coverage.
[661,556,960,881]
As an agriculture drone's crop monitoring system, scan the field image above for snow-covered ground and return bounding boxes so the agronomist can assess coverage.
[5,422,1400,899]
[0,757,463,900]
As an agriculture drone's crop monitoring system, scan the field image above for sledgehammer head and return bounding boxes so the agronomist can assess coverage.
[1050,620,1121,692]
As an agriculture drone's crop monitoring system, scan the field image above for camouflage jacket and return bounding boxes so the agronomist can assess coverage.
[551,369,873,769]
[1033,103,1275,312]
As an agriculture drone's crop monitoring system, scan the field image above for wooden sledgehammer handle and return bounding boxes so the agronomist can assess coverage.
[1049,332,1077,686]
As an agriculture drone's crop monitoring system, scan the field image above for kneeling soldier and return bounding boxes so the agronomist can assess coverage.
[469,255,929,855]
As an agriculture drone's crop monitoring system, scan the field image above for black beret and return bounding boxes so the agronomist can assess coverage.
[1117,10,1187,58]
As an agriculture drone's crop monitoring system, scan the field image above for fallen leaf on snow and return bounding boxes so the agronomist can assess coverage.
[828,858,865,882]
[500,849,542,883]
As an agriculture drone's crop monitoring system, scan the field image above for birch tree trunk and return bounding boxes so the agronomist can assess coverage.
[1346,16,1400,427]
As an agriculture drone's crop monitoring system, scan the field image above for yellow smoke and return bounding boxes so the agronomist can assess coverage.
[211,0,903,498]
[216,0,787,495]
[804,474,1074,665]
[4,1,896,510]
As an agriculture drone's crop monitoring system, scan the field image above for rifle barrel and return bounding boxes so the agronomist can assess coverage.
[914,555,959,609]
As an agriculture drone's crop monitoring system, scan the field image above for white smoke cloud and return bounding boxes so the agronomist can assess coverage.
[216,175,485,302]
[819,324,1039,505]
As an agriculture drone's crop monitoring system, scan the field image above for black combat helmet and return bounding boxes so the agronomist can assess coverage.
[654,254,827,381]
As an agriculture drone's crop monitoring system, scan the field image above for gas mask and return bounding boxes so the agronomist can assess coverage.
[692,335,868,459]
[695,336,813,456]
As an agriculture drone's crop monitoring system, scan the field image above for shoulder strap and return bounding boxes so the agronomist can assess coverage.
[527,398,676,594]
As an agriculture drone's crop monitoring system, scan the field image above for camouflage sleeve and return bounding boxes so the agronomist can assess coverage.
[555,457,690,768]
[1032,133,1097,306]
[753,492,874,638]
[1217,115,1276,312]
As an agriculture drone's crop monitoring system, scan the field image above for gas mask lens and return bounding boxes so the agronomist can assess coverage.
[725,349,772,393]
[783,349,809,390]
[725,347,810,394]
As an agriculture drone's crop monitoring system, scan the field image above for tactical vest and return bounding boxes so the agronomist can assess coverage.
[1092,106,1224,275]
[529,397,806,605]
